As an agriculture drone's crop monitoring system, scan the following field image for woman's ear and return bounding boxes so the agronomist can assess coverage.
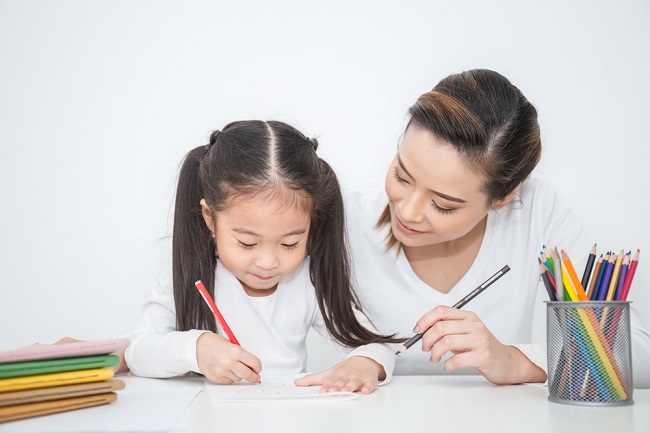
[492,185,520,210]
[200,199,215,233]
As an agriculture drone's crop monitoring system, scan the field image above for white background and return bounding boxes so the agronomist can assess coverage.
[1,0,648,372]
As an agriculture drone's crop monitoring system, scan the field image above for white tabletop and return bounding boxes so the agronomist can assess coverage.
[178,375,648,433]
[2,375,648,433]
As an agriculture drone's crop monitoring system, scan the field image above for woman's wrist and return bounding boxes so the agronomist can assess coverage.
[506,345,547,384]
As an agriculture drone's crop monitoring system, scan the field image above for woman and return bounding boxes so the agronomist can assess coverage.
[334,69,650,386]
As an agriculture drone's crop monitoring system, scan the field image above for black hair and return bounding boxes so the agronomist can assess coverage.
[378,69,541,250]
[173,120,397,346]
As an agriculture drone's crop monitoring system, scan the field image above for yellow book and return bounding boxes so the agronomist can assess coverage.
[0,368,114,393]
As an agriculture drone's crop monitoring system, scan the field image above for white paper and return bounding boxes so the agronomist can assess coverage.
[204,375,358,402]
[0,385,201,433]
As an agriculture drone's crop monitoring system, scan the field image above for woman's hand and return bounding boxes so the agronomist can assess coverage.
[414,305,546,384]
[196,332,262,384]
[294,356,385,394]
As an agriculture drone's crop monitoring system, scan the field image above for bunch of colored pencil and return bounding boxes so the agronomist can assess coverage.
[540,245,640,404]
[0,339,128,423]
[539,245,639,303]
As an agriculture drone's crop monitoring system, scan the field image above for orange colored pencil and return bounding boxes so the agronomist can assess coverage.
[560,250,588,301]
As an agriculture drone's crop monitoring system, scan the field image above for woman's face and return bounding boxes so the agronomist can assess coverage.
[384,126,493,249]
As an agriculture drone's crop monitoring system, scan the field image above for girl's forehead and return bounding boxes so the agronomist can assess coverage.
[225,187,312,216]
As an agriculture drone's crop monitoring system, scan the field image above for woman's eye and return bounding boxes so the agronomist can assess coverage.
[237,241,256,249]
[282,242,299,250]
[431,200,456,215]
[393,167,408,184]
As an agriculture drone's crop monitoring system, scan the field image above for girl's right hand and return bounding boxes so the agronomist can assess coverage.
[196,332,262,384]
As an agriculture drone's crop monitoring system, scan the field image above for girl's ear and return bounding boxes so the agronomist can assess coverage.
[200,199,215,233]
[492,184,520,210]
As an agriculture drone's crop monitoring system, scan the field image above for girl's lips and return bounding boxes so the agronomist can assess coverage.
[395,216,425,235]
[254,274,275,281]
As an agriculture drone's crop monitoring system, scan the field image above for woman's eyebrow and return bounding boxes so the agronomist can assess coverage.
[397,153,467,204]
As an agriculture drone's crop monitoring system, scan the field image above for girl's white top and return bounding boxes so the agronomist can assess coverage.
[126,258,395,382]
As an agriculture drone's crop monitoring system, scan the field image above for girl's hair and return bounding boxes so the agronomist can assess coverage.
[173,120,396,347]
[378,69,542,250]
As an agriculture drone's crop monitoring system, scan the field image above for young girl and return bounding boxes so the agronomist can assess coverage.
[125,120,398,394]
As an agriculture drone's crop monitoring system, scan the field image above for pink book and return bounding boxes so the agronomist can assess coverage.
[0,338,130,364]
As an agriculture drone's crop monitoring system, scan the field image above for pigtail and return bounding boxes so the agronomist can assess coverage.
[172,144,217,333]
[309,158,401,347]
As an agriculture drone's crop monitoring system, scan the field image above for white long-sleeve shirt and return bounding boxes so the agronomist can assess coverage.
[125,258,395,382]
[344,178,650,387]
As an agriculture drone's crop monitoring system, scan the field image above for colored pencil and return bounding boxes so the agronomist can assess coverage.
[195,280,240,345]
[596,255,615,301]
[552,248,564,301]
[619,249,640,301]
[543,245,555,274]
[613,253,630,301]
[561,250,588,300]
[581,244,597,293]
[395,265,510,354]
[587,254,604,300]
[540,263,558,301]
[605,250,625,301]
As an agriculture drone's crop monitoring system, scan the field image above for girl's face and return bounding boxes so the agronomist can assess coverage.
[201,193,311,297]
[384,126,495,249]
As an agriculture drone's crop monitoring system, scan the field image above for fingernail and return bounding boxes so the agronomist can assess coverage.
[413,324,420,333]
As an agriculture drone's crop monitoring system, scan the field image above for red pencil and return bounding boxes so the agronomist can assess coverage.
[619,250,640,301]
[195,280,240,345]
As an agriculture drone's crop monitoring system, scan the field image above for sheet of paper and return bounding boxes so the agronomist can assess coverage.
[204,375,358,402]
[0,385,201,433]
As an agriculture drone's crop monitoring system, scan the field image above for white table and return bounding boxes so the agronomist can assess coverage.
[179,375,648,433]
[2,375,648,433]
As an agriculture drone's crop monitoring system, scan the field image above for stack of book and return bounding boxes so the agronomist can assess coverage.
[0,338,129,423]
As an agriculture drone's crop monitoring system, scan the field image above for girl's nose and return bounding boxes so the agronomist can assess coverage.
[255,251,279,270]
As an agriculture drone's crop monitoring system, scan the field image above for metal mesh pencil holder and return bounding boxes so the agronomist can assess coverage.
[546,301,633,406]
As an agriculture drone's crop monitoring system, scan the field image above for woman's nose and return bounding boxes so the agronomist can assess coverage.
[398,191,425,224]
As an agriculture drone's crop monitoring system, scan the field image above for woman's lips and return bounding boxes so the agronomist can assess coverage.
[395,216,425,235]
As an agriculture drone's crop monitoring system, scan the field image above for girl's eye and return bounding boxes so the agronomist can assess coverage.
[393,167,408,184]
[237,241,256,249]
[282,242,299,250]
[431,200,456,215]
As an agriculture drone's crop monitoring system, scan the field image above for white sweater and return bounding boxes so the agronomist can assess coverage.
[344,178,650,386]
[125,258,395,381]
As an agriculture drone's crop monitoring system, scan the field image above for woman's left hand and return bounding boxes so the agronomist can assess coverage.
[294,356,385,394]
[415,305,546,384]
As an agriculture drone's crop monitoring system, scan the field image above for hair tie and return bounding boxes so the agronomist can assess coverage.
[205,130,221,153]
[309,137,319,151]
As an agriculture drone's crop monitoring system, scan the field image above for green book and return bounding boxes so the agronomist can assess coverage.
[0,355,119,379]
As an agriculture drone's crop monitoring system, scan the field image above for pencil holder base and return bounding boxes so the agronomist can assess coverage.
[548,396,633,407]
[546,301,634,406]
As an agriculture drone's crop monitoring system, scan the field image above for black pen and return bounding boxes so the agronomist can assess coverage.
[395,265,511,355]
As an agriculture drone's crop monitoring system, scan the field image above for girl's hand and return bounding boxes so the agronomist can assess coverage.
[196,332,262,384]
[414,305,546,384]
[294,356,385,394]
